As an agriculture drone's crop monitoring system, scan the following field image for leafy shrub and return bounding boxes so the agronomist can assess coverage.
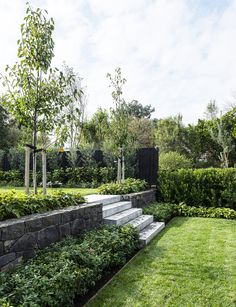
[0,191,85,221]
[0,225,139,306]
[143,203,177,223]
[0,167,116,187]
[159,151,193,171]
[143,202,236,223]
[99,178,147,195]
[159,168,236,209]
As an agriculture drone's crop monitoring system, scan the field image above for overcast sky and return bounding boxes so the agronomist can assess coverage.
[0,0,236,123]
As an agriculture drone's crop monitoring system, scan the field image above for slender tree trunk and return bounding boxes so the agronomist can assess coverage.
[25,146,30,194]
[121,147,125,182]
[117,148,122,183]
[42,150,47,195]
[33,113,37,194]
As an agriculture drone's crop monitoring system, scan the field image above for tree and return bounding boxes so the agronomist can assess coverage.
[155,115,185,153]
[210,116,235,168]
[126,100,155,119]
[204,100,218,120]
[128,117,155,148]
[82,108,110,149]
[1,3,74,194]
[60,64,85,168]
[107,67,131,182]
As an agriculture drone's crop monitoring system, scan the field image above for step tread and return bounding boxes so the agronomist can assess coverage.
[104,208,142,221]
[102,201,132,211]
[102,201,132,218]
[103,208,142,226]
[139,222,165,245]
[126,215,153,231]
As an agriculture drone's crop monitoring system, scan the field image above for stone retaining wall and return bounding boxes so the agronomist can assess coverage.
[0,203,102,271]
[122,189,157,208]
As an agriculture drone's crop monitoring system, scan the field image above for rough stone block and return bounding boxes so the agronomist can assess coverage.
[0,253,16,267]
[38,225,59,249]
[1,221,25,240]
[41,212,61,228]
[0,242,3,256]
[59,223,71,238]
[24,217,43,232]
[10,233,38,253]
[71,219,84,235]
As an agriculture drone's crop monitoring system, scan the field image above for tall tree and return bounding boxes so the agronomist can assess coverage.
[107,67,131,182]
[1,3,73,193]
[126,100,155,119]
[60,64,85,168]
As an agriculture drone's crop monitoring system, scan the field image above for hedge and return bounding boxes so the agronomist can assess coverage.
[0,225,139,306]
[0,191,85,221]
[99,178,147,195]
[159,168,236,209]
[0,167,116,188]
[143,203,236,223]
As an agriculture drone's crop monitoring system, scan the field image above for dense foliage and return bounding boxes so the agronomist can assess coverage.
[159,168,236,209]
[0,225,139,306]
[159,151,193,171]
[0,167,116,188]
[99,178,147,195]
[143,203,236,223]
[0,191,85,221]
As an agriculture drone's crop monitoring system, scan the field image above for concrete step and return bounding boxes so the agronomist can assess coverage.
[126,215,153,231]
[139,222,165,246]
[102,201,132,218]
[86,194,121,206]
[103,208,142,226]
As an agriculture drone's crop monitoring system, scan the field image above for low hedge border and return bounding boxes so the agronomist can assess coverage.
[143,202,236,223]
[99,178,147,195]
[0,225,139,307]
[0,191,85,221]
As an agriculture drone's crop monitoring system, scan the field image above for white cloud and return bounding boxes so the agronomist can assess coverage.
[0,0,236,123]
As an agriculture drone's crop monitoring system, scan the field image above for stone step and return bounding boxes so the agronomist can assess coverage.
[86,194,121,206]
[139,222,165,246]
[126,215,153,231]
[103,208,142,226]
[102,201,132,218]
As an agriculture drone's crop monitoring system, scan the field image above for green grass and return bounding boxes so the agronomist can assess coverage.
[88,217,236,307]
[0,187,98,196]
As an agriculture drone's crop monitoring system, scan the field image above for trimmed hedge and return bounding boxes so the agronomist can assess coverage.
[0,167,116,188]
[99,178,147,195]
[0,225,139,306]
[0,191,85,221]
[159,168,236,209]
[143,202,236,223]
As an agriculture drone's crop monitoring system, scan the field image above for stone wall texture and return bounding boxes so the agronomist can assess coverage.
[122,189,157,208]
[0,203,102,271]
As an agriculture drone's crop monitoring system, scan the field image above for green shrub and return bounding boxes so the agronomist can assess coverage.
[0,191,85,221]
[99,178,147,195]
[159,151,193,171]
[143,202,236,223]
[0,225,139,306]
[143,203,177,223]
[159,168,236,209]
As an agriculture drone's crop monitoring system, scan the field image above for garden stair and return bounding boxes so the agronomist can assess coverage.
[86,194,165,246]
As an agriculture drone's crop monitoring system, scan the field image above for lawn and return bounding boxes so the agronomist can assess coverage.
[0,187,98,196]
[88,217,236,307]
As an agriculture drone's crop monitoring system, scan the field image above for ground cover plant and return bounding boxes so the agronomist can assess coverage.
[99,178,147,195]
[88,217,236,307]
[159,168,236,209]
[143,202,236,223]
[0,225,139,306]
[0,187,98,196]
[0,191,85,221]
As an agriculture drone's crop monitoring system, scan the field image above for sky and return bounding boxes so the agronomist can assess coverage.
[0,0,236,123]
